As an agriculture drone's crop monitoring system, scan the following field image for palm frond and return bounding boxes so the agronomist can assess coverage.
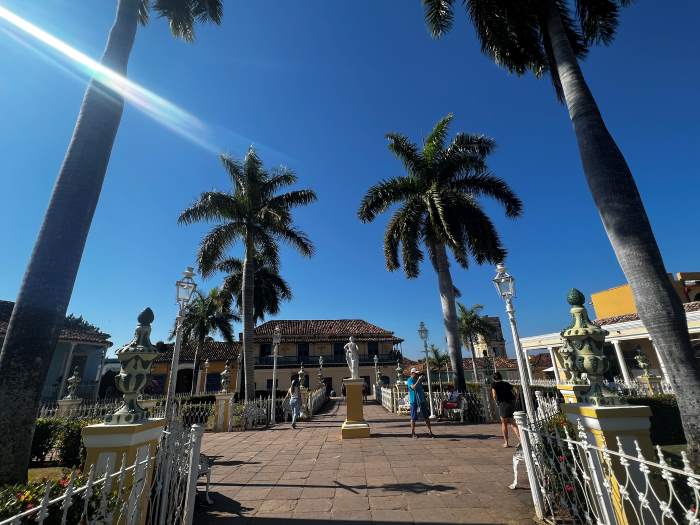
[358,176,418,223]
[192,0,223,24]
[220,154,244,192]
[457,198,507,265]
[138,0,150,25]
[178,191,240,224]
[276,226,315,257]
[386,133,425,176]
[264,167,298,195]
[423,113,453,163]
[267,189,318,211]
[576,0,622,45]
[423,0,456,38]
[450,172,523,217]
[196,222,246,277]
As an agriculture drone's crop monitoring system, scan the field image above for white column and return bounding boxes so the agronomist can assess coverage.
[524,349,534,383]
[547,346,562,383]
[611,340,632,384]
[649,338,670,380]
[57,342,77,399]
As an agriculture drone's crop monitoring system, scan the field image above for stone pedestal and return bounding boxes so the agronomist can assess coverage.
[637,375,661,396]
[562,403,657,525]
[557,383,590,404]
[82,418,166,524]
[215,393,234,432]
[341,379,370,439]
[56,398,82,417]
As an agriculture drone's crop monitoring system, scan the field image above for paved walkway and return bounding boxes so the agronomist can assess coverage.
[196,400,535,524]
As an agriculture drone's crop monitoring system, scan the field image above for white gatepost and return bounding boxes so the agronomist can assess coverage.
[513,411,544,520]
[611,340,632,384]
[183,424,204,525]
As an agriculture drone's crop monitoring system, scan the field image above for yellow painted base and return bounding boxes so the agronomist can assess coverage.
[342,379,370,439]
[557,383,590,404]
[341,421,371,438]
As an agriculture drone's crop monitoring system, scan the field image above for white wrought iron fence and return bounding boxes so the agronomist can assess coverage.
[515,409,699,525]
[1,423,205,525]
[379,386,395,413]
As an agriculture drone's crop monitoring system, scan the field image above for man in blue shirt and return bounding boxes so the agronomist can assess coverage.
[406,367,435,439]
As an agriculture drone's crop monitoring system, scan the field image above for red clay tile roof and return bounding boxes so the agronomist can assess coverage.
[594,301,700,326]
[253,319,403,343]
[0,300,112,346]
[154,341,241,364]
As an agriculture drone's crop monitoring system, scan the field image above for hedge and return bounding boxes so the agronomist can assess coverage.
[623,394,685,446]
[30,418,99,468]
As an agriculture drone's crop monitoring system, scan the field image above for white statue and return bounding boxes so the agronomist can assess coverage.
[344,336,360,380]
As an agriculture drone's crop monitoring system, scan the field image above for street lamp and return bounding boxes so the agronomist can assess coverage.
[492,263,535,420]
[165,267,197,421]
[418,322,436,419]
[271,326,281,424]
[373,354,380,386]
[201,358,210,394]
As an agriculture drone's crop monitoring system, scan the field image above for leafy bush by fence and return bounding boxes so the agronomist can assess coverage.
[624,393,684,446]
[30,418,99,467]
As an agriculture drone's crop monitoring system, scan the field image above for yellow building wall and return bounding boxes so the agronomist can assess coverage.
[591,272,700,319]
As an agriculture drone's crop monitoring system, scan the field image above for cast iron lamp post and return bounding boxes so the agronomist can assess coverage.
[271,326,281,424]
[202,358,210,394]
[418,322,436,419]
[492,263,535,420]
[165,267,197,421]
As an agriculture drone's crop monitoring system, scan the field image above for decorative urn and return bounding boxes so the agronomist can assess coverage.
[559,289,619,406]
[105,308,159,424]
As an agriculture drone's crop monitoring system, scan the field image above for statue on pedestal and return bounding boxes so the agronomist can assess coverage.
[345,336,360,380]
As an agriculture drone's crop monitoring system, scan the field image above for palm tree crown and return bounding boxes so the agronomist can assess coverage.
[173,287,237,345]
[358,114,522,277]
[179,147,317,275]
[217,254,292,324]
[139,0,223,41]
[457,303,494,347]
[423,0,630,99]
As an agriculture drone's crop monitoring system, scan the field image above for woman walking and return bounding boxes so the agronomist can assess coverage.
[491,372,519,448]
[287,379,302,429]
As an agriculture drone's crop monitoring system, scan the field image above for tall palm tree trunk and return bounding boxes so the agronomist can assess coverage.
[546,1,700,461]
[242,233,256,401]
[433,243,466,392]
[0,0,139,484]
[468,335,479,383]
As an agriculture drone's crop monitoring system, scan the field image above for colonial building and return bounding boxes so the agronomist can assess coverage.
[520,273,700,384]
[473,316,507,358]
[0,300,112,401]
[252,319,403,394]
[148,319,403,396]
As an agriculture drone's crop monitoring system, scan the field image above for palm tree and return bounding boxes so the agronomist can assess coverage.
[422,0,700,460]
[358,114,522,393]
[0,0,223,485]
[170,287,237,395]
[429,344,450,391]
[179,148,316,401]
[217,254,293,324]
[457,303,494,383]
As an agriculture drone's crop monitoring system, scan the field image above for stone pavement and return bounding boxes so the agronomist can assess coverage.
[196,399,535,524]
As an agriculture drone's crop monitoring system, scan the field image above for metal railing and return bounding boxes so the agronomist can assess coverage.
[1,423,203,525]
[254,353,397,365]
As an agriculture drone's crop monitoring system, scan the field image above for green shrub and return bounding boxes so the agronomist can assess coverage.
[624,394,684,446]
[31,418,62,463]
[57,419,98,468]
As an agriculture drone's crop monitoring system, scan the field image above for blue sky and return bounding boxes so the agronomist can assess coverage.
[0,1,698,360]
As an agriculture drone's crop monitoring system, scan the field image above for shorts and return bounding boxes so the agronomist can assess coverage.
[498,401,515,419]
[410,401,428,421]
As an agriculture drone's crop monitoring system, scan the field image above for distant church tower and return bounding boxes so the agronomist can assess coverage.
[473,316,507,358]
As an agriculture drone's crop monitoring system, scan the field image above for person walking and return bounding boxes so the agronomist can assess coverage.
[286,379,302,429]
[406,367,435,439]
[491,372,519,447]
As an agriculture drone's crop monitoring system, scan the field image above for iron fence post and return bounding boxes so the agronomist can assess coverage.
[513,411,545,520]
[183,424,204,525]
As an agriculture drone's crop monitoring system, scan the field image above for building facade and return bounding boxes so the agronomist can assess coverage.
[521,275,700,385]
[148,319,403,396]
[251,319,403,394]
[0,300,112,401]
